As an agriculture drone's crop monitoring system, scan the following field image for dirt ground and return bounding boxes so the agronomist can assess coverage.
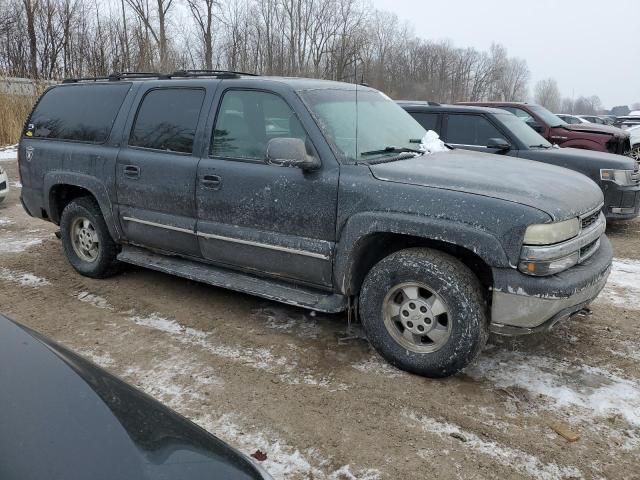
[1,154,639,480]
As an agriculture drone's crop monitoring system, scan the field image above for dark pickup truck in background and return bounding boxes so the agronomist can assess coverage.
[458,101,632,157]
[18,72,612,377]
[400,102,640,221]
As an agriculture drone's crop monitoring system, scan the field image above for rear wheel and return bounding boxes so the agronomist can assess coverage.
[359,248,488,378]
[60,197,120,278]
[631,145,640,161]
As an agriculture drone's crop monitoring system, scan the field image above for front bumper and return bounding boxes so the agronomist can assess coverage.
[603,182,640,221]
[490,235,613,335]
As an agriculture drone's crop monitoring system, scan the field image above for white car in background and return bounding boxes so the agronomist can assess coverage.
[629,124,640,161]
[0,166,8,203]
[555,113,589,124]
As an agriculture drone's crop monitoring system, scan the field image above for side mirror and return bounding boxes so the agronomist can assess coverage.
[527,121,544,133]
[266,138,320,171]
[487,138,511,151]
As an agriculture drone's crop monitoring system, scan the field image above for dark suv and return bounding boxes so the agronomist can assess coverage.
[458,102,632,156]
[399,102,640,221]
[19,72,612,377]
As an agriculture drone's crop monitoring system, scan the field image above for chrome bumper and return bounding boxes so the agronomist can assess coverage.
[490,235,613,335]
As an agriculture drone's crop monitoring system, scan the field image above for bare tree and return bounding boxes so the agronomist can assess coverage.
[185,0,218,70]
[125,0,175,70]
[534,78,561,112]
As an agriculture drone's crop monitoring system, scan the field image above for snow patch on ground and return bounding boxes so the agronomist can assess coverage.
[128,313,344,390]
[404,411,582,480]
[0,235,43,254]
[255,306,322,339]
[10,181,21,188]
[205,414,381,480]
[351,355,406,378]
[78,349,115,367]
[76,291,113,310]
[0,268,49,287]
[0,217,13,226]
[595,258,640,310]
[0,145,17,162]
[124,355,224,405]
[466,351,640,427]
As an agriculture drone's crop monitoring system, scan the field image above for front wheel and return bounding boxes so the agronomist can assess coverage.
[359,248,488,378]
[631,145,640,162]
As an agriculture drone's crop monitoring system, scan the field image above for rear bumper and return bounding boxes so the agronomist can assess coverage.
[490,235,613,335]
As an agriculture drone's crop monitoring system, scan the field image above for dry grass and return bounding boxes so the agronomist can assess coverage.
[0,92,38,146]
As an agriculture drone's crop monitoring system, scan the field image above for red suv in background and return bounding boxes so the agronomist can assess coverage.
[459,102,632,157]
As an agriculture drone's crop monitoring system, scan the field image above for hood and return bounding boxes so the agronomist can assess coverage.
[368,150,603,221]
[561,122,630,138]
[0,316,268,480]
[528,146,637,170]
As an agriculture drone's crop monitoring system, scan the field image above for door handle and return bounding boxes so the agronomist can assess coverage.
[123,165,140,178]
[202,174,222,189]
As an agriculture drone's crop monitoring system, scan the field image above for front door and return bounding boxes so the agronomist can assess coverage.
[195,86,339,287]
[116,87,207,257]
[443,113,515,155]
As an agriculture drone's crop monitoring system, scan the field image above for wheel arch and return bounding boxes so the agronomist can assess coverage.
[334,212,509,298]
[45,172,121,241]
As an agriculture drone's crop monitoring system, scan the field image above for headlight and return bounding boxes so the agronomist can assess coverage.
[523,218,579,246]
[600,169,636,186]
[518,252,579,276]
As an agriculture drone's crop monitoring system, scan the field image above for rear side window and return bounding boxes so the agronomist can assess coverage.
[27,84,131,143]
[411,112,440,133]
[445,114,503,146]
[130,88,205,154]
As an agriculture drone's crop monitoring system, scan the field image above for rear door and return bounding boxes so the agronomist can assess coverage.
[195,83,339,287]
[115,87,208,256]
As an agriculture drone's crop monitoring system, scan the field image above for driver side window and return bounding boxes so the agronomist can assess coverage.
[210,90,308,160]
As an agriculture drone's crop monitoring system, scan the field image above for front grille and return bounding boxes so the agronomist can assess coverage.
[581,211,600,230]
[633,165,640,185]
[0,181,6,190]
[580,238,599,260]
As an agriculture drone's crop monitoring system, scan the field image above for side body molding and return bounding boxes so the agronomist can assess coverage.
[333,211,511,294]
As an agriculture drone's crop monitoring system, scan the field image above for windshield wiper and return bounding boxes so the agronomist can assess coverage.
[529,144,551,149]
[360,146,423,157]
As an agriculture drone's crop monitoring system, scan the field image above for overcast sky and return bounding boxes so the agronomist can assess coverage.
[371,0,640,108]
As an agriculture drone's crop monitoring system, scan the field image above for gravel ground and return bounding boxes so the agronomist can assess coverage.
[1,152,639,479]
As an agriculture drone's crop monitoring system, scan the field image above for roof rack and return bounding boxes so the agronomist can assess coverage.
[62,72,166,83]
[62,69,259,84]
[171,69,259,78]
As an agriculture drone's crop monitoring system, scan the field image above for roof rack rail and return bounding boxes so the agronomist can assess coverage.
[62,72,167,83]
[171,69,259,78]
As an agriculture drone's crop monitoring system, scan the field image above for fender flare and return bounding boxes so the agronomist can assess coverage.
[333,212,511,294]
[44,172,121,241]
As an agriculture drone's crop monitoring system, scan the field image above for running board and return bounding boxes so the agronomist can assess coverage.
[117,246,347,313]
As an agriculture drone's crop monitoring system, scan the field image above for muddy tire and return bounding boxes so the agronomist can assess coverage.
[359,248,488,378]
[60,196,120,279]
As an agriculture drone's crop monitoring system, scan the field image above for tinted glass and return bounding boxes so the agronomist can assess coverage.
[528,105,566,127]
[211,90,308,159]
[130,88,205,154]
[500,106,535,123]
[300,88,426,162]
[497,113,551,148]
[412,112,440,133]
[445,114,504,146]
[27,84,131,143]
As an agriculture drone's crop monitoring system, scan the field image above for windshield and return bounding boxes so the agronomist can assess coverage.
[529,104,566,128]
[299,88,426,162]
[498,113,552,148]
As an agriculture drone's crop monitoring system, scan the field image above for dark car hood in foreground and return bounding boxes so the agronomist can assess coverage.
[561,122,630,138]
[369,150,603,220]
[0,315,267,480]
[520,146,636,172]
